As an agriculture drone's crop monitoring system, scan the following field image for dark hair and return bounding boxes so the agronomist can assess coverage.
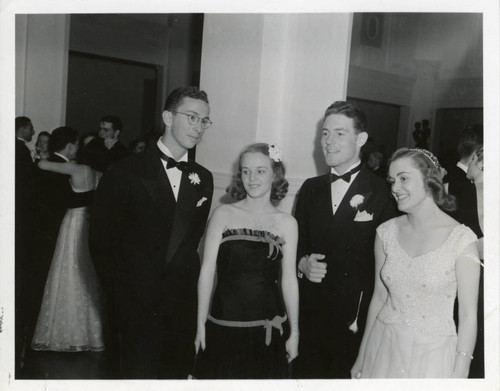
[390,148,456,212]
[15,116,32,133]
[474,146,484,164]
[324,101,368,134]
[48,126,79,154]
[129,137,148,152]
[77,131,101,166]
[81,131,98,145]
[227,143,288,202]
[457,124,483,159]
[35,131,51,145]
[164,86,209,111]
[100,115,123,133]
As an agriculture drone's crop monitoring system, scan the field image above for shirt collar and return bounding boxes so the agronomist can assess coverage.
[456,161,468,173]
[330,160,362,176]
[16,137,28,144]
[53,152,70,162]
[107,139,118,149]
[157,138,188,163]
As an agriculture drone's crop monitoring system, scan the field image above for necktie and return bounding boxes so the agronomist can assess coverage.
[158,148,188,172]
[328,164,361,183]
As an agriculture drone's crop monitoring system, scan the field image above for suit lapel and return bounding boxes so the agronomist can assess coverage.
[165,162,199,267]
[316,175,335,248]
[139,149,176,221]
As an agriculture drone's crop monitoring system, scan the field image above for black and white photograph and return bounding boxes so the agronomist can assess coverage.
[1,0,499,390]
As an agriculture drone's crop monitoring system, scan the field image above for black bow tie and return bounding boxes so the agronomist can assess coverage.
[158,148,188,172]
[328,164,362,183]
[166,157,188,171]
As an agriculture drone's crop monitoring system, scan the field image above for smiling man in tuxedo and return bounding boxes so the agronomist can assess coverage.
[293,101,396,379]
[90,86,214,379]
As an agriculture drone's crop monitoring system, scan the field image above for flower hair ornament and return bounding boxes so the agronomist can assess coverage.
[268,144,282,162]
[409,148,447,179]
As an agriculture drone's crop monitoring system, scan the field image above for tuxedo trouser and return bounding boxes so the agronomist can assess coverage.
[293,311,362,379]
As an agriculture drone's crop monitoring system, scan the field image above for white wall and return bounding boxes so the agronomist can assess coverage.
[197,13,353,214]
[16,14,70,148]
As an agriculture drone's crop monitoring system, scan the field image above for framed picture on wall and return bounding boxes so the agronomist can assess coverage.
[361,13,384,48]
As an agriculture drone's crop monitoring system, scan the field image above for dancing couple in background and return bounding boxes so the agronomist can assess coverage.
[31,126,106,352]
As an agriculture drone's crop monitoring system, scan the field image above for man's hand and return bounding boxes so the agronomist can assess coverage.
[298,254,326,283]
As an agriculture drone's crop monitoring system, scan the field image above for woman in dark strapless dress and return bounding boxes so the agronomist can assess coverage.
[194,143,299,379]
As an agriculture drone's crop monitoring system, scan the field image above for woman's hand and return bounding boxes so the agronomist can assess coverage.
[194,325,206,354]
[285,331,299,362]
[350,356,363,379]
[452,354,472,378]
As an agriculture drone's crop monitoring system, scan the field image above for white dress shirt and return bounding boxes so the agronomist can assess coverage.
[157,139,187,201]
[330,160,361,215]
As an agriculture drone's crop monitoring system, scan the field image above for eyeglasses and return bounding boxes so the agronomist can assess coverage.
[172,111,213,129]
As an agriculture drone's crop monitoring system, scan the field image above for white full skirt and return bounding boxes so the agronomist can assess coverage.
[361,318,457,378]
[32,207,106,352]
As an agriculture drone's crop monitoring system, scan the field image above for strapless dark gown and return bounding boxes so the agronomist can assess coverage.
[32,189,106,351]
[193,228,289,379]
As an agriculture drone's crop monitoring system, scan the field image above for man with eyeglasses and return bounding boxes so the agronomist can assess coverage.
[90,86,214,379]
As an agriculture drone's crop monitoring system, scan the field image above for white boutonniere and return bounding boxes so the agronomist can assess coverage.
[350,194,373,222]
[196,197,208,207]
[188,172,201,185]
[349,194,364,208]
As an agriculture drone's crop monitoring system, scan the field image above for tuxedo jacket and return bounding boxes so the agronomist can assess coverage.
[445,165,482,237]
[15,139,36,214]
[295,166,396,328]
[89,146,213,335]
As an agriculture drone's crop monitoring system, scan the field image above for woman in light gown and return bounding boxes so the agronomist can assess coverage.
[351,148,480,378]
[31,138,106,352]
[193,143,299,379]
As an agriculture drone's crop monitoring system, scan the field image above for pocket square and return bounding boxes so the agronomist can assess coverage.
[196,197,208,207]
[354,210,373,222]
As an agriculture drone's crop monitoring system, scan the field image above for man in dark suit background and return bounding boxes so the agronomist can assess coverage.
[85,115,129,172]
[444,124,483,232]
[15,116,36,372]
[15,117,36,264]
[293,101,396,379]
[90,86,214,379]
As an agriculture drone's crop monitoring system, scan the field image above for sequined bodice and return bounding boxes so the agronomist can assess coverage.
[377,219,477,336]
[210,228,286,322]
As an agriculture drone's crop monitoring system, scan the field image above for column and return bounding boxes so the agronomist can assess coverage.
[197,13,353,214]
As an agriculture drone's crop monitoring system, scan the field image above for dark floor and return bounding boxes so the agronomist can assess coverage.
[18,348,113,379]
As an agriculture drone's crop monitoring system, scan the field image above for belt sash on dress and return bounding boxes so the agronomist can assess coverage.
[208,314,287,346]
